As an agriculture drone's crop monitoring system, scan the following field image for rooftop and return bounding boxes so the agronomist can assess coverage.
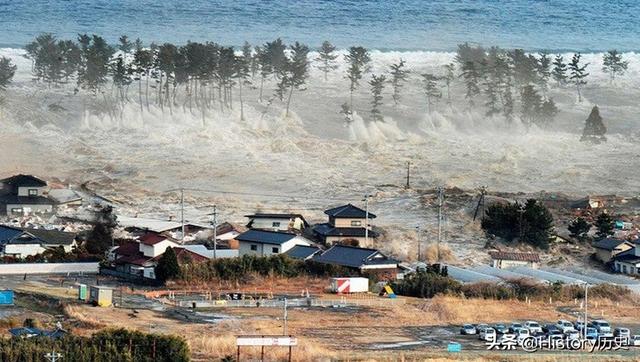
[284,245,322,260]
[235,229,299,245]
[139,233,169,246]
[312,223,379,238]
[592,238,630,251]
[488,251,540,262]
[324,204,376,219]
[0,174,47,187]
[313,244,398,269]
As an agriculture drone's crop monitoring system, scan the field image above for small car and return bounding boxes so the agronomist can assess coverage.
[555,320,575,333]
[614,327,630,339]
[509,322,523,333]
[523,321,543,335]
[479,327,497,341]
[493,324,509,334]
[548,329,564,340]
[565,329,580,340]
[631,335,640,346]
[591,320,613,337]
[460,324,477,335]
[584,327,598,341]
[515,328,530,343]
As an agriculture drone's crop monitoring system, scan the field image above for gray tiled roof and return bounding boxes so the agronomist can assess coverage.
[236,229,298,245]
[0,174,47,187]
[284,245,321,260]
[312,244,398,268]
[324,204,376,219]
[312,223,379,238]
[593,238,629,251]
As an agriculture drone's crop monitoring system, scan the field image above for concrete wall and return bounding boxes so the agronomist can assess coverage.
[4,243,45,258]
[492,259,537,269]
[238,236,310,257]
[0,262,99,275]
[6,204,53,215]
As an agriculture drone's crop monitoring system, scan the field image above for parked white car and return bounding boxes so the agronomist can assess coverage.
[523,321,543,335]
[631,335,640,346]
[555,320,575,333]
[614,327,630,339]
[565,330,580,340]
[591,320,613,337]
[479,328,496,341]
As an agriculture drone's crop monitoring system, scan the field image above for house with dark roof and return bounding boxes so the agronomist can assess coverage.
[8,327,68,339]
[312,244,400,278]
[0,175,55,215]
[612,246,640,275]
[284,245,322,260]
[235,229,312,257]
[0,225,77,258]
[592,238,634,263]
[489,251,540,269]
[245,213,308,232]
[312,204,379,247]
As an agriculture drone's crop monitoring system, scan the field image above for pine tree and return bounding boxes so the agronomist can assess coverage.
[155,247,181,283]
[389,59,409,106]
[421,73,441,114]
[133,41,153,112]
[77,34,115,95]
[235,46,251,122]
[538,99,559,126]
[278,42,310,117]
[568,217,591,240]
[442,63,455,104]
[568,53,589,102]
[580,105,607,143]
[551,54,567,86]
[594,212,615,239]
[369,74,386,122]
[344,46,371,112]
[460,61,481,105]
[536,52,551,93]
[316,40,338,81]
[0,57,17,90]
[520,85,542,126]
[602,50,628,84]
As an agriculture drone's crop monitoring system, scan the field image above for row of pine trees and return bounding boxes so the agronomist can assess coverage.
[0,35,631,128]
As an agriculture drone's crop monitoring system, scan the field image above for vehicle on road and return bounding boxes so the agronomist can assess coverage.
[564,330,580,340]
[614,327,630,339]
[515,328,530,343]
[631,335,640,346]
[547,329,564,340]
[509,322,523,333]
[542,324,560,334]
[555,320,575,333]
[584,327,598,341]
[493,324,509,335]
[460,324,477,335]
[524,321,543,335]
[590,320,612,337]
[575,320,586,331]
[479,327,497,342]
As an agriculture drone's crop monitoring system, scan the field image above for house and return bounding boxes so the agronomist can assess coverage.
[312,204,379,247]
[284,245,322,260]
[312,244,400,279]
[235,229,312,257]
[112,236,207,280]
[118,215,213,239]
[0,225,77,258]
[0,174,56,215]
[48,188,83,207]
[612,246,640,275]
[245,213,308,232]
[9,327,68,339]
[592,238,634,263]
[489,251,540,269]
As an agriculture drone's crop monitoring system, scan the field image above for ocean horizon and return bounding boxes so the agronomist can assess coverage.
[0,0,638,52]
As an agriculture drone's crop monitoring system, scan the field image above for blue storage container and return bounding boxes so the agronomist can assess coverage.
[0,290,14,305]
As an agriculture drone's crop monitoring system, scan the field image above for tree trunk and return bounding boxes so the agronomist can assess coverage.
[239,79,245,121]
[285,85,294,117]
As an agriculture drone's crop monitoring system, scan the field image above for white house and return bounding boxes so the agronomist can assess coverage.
[0,225,77,258]
[235,229,311,257]
[312,204,379,247]
[245,213,308,232]
[138,233,180,258]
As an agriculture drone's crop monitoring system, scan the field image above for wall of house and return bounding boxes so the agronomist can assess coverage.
[238,237,310,257]
[6,204,53,215]
[332,218,367,228]
[3,244,45,258]
[595,249,614,263]
[492,260,537,269]
[140,239,179,258]
[325,236,368,247]
[614,261,640,275]
[249,218,292,231]
[17,186,46,197]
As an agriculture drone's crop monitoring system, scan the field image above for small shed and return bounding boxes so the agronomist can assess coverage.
[489,251,540,269]
[78,284,88,301]
[0,290,14,305]
[89,286,113,307]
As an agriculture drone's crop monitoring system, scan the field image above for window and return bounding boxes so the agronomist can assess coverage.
[11,208,23,214]
[622,265,627,273]
[250,245,257,251]
[272,247,279,253]
[272,222,281,227]
[351,220,362,226]
[28,189,38,196]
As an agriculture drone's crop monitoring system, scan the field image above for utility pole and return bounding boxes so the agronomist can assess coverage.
[211,205,218,259]
[45,350,62,362]
[436,187,444,263]
[517,202,525,241]
[283,297,288,335]
[180,188,185,241]
[405,161,411,189]
[363,194,372,245]
[416,226,421,261]
[583,282,589,338]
